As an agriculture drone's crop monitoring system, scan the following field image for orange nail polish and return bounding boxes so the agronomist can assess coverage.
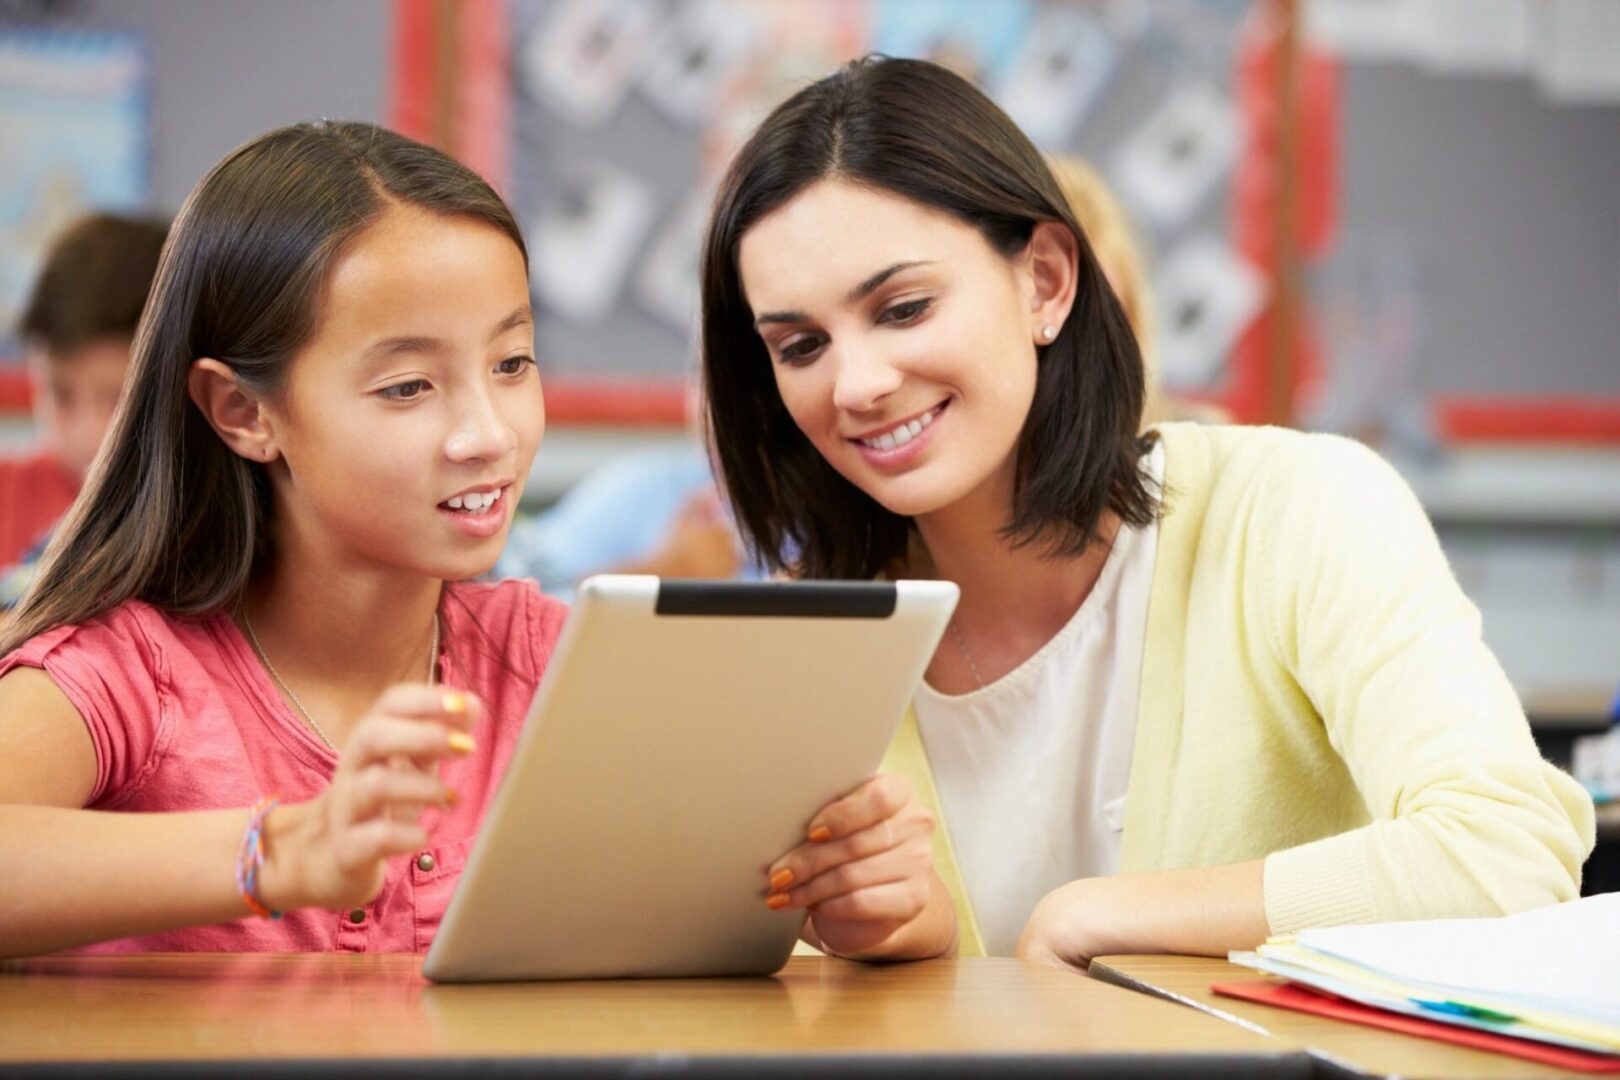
[769,868,795,891]
[765,892,792,911]
[447,732,475,755]
[808,825,832,843]
[443,692,467,714]
[444,788,459,807]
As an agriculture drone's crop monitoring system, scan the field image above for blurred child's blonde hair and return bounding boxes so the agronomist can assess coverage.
[1047,155,1170,426]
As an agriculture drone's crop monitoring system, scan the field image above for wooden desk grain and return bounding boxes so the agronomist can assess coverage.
[1091,955,1600,1080]
[0,953,1291,1067]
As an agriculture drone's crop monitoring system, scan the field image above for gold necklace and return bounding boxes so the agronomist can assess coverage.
[243,610,440,750]
[948,617,987,691]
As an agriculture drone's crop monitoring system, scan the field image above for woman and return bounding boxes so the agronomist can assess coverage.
[699,57,1593,966]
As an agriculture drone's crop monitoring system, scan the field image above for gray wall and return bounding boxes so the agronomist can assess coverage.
[1336,62,1620,398]
[13,0,391,213]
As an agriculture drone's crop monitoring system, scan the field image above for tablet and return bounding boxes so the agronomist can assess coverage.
[422,575,958,982]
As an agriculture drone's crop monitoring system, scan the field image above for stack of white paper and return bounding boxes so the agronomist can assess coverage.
[1230,893,1620,1055]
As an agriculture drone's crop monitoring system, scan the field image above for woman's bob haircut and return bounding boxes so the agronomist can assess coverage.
[700,56,1158,580]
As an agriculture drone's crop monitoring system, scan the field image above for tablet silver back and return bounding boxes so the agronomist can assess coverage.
[423,576,956,982]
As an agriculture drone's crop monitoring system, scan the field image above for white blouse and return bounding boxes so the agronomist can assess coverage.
[913,442,1163,956]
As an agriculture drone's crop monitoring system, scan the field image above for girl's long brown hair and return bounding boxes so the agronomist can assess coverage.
[1,121,525,655]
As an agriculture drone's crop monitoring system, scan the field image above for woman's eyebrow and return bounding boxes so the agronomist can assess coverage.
[753,260,936,327]
[847,260,934,303]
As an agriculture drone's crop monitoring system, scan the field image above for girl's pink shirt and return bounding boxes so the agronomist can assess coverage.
[0,579,567,954]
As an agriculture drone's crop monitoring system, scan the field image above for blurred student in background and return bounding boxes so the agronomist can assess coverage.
[1047,155,1224,429]
[495,443,745,601]
[1,214,167,602]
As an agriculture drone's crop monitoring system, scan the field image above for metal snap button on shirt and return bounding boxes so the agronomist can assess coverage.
[416,853,436,873]
[348,908,366,925]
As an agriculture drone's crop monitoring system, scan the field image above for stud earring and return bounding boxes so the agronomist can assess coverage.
[1041,324,1058,342]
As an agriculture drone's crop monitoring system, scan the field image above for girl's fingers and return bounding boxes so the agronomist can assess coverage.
[345,763,454,821]
[778,836,932,910]
[334,817,431,870]
[805,877,932,924]
[802,774,914,844]
[345,715,479,770]
[370,684,482,726]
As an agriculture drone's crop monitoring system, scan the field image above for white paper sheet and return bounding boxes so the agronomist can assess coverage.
[638,0,761,127]
[1111,83,1239,231]
[1304,0,1431,62]
[522,0,662,127]
[1296,892,1620,1016]
[1534,0,1620,104]
[635,188,708,334]
[1152,235,1268,390]
[994,5,1117,150]
[531,162,655,323]
[1418,0,1534,74]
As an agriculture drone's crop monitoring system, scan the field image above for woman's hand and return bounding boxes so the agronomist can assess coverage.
[258,685,479,912]
[1016,862,1271,972]
[1015,878,1114,971]
[763,774,954,959]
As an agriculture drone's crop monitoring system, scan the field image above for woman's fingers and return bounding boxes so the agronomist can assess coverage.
[804,876,932,924]
[773,834,932,910]
[802,774,914,843]
[768,806,933,897]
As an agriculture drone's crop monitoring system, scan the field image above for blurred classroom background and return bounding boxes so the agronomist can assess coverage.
[1,0,1618,819]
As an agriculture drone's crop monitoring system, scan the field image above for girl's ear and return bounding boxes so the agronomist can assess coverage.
[1023,221,1080,346]
[187,359,279,463]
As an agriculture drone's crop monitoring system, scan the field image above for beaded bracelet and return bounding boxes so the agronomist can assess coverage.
[235,794,283,920]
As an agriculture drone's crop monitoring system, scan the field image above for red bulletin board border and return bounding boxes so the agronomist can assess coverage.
[389,0,687,428]
[13,3,1613,442]
[12,369,1616,441]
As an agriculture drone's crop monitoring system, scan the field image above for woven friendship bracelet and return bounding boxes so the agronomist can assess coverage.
[235,794,283,920]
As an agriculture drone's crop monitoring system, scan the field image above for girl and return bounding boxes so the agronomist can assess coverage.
[0,121,952,961]
[700,58,1594,966]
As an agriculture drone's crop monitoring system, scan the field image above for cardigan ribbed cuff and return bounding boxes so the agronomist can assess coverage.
[1262,831,1380,935]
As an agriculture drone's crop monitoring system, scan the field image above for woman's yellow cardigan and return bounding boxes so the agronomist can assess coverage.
[883,423,1595,958]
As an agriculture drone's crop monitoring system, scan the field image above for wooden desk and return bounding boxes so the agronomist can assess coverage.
[1524,685,1614,736]
[0,953,1335,1077]
[1596,801,1620,844]
[1092,955,1598,1080]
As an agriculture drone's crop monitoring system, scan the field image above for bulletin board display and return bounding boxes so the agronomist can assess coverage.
[1303,0,1620,444]
[392,0,1288,427]
[0,27,149,407]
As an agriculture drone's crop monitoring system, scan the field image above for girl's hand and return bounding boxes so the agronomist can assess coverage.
[763,774,941,958]
[258,685,479,912]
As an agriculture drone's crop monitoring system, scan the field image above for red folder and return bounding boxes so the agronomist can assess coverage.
[1211,980,1620,1074]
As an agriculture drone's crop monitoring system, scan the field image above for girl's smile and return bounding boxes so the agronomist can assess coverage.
[437,482,514,539]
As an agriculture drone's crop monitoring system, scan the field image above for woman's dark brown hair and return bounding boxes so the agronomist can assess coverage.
[1,121,525,655]
[700,56,1156,580]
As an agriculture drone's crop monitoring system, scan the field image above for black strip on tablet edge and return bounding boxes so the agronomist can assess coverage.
[654,581,897,618]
